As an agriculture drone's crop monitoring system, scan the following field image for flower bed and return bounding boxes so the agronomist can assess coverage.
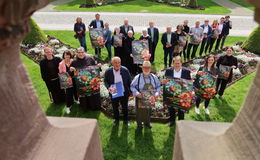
[20,38,259,123]
[79,0,133,8]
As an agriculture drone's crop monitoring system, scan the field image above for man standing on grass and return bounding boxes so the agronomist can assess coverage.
[147,21,159,63]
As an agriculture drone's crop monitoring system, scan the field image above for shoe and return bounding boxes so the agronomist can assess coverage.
[219,96,223,100]
[145,123,152,129]
[123,121,130,126]
[136,124,143,130]
[74,100,80,105]
[204,107,210,115]
[195,107,200,115]
[66,108,71,114]
[113,120,119,126]
[169,121,175,127]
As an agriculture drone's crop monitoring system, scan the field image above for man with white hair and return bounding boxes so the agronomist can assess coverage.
[104,57,132,126]
[131,61,161,130]
[70,47,101,111]
[147,21,159,63]
[40,47,65,104]
[120,18,134,37]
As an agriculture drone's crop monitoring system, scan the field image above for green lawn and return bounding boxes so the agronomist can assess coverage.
[44,30,247,71]
[54,0,231,14]
[230,0,254,11]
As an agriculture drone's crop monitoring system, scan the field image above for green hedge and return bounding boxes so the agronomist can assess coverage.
[242,25,260,54]
[22,18,48,45]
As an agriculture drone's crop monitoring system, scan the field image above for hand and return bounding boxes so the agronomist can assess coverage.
[130,54,133,57]
[161,79,169,85]
[231,65,236,69]
[182,41,186,46]
[108,87,116,94]
[70,67,76,72]
[137,93,142,99]
[143,54,151,61]
[97,63,102,68]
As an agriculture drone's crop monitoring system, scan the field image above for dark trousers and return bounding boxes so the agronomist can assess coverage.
[205,37,216,54]
[45,79,65,104]
[150,42,157,63]
[111,95,129,121]
[199,38,208,56]
[79,93,101,110]
[196,97,210,108]
[216,78,229,96]
[182,40,188,60]
[65,87,74,108]
[220,35,227,49]
[105,42,112,60]
[187,43,199,60]
[168,107,184,123]
[215,35,225,51]
[95,48,101,56]
[164,47,174,67]
[114,46,123,57]
[78,36,87,51]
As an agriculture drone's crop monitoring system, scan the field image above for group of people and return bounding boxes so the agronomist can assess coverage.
[40,44,237,129]
[74,13,232,70]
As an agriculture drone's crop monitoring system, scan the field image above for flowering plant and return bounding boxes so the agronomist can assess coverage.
[194,71,216,99]
[89,28,105,48]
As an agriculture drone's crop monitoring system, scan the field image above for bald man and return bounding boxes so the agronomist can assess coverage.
[104,57,132,126]
[120,18,135,37]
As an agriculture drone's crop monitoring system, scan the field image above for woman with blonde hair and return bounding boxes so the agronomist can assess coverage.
[204,19,219,54]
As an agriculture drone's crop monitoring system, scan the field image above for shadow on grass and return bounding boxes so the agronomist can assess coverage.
[161,126,175,160]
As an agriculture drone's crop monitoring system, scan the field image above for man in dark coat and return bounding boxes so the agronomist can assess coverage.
[147,21,159,63]
[120,18,135,37]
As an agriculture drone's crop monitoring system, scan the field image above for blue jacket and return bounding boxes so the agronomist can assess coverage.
[200,24,212,38]
[104,66,132,97]
[103,29,112,43]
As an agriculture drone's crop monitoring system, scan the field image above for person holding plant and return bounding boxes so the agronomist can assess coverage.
[122,30,135,74]
[112,27,123,58]
[204,19,220,54]
[58,50,79,114]
[174,24,187,58]
[130,61,161,130]
[216,46,238,100]
[162,56,191,127]
[194,55,219,115]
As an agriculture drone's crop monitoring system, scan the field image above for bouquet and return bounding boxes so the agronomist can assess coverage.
[58,72,73,89]
[218,64,231,80]
[89,28,105,48]
[132,40,150,64]
[74,66,100,96]
[194,71,216,99]
[163,78,195,111]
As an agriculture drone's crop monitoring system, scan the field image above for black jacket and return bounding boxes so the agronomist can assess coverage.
[104,66,132,97]
[40,57,61,82]
[161,32,178,50]
[164,67,191,80]
[120,25,135,37]
[89,20,104,29]
[147,27,159,45]
[74,22,86,36]
[222,21,232,36]
[217,55,238,81]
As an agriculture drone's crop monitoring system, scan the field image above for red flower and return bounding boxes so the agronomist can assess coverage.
[201,78,208,85]
[80,75,87,82]
[149,96,156,105]
[90,78,100,91]
[198,71,206,76]
[179,93,192,108]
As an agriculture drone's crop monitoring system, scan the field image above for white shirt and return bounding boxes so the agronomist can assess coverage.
[150,27,154,42]
[113,68,124,92]
[174,69,182,78]
[96,20,101,28]
[167,33,171,43]
[203,25,209,34]
[219,23,224,33]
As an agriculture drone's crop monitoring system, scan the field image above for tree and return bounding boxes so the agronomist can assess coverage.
[187,0,198,8]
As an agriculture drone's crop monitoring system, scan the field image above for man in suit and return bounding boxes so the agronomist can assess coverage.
[187,21,204,60]
[162,56,191,127]
[199,19,212,56]
[120,18,134,37]
[104,57,132,126]
[147,21,159,63]
[89,13,104,56]
[221,15,232,49]
[215,17,228,51]
[161,26,178,68]
[182,20,190,61]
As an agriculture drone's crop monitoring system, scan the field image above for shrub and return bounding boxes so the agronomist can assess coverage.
[242,25,260,54]
[187,0,198,8]
[22,18,48,45]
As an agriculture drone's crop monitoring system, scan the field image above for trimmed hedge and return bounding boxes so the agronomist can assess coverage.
[242,25,260,54]
[22,18,48,45]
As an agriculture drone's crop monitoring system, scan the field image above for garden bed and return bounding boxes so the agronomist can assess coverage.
[79,0,133,8]
[20,37,259,123]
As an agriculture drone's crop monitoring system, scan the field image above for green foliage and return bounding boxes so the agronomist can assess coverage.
[242,26,260,54]
[85,0,95,5]
[22,18,48,45]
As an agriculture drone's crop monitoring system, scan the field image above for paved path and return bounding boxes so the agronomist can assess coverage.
[212,0,254,16]
[38,0,74,12]
[32,11,258,37]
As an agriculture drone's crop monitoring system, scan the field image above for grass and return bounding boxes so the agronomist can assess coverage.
[43,30,247,71]
[21,42,255,160]
[230,0,254,11]
[54,0,231,14]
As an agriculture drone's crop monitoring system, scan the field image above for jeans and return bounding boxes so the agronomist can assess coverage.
[105,42,112,60]
[78,36,87,51]
[164,47,174,67]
